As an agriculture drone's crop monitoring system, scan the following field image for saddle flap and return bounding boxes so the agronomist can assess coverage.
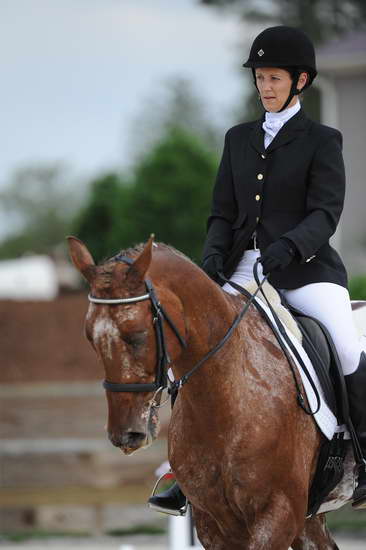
[288,305,346,424]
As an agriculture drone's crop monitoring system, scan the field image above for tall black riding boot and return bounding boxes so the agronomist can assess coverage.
[345,351,366,510]
[148,481,188,516]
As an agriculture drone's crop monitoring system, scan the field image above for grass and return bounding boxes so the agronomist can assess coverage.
[0,523,167,543]
[327,503,366,533]
[0,530,90,543]
[106,523,167,537]
[1,508,363,542]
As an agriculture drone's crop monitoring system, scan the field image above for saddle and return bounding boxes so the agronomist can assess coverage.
[284,301,343,419]
[244,280,346,421]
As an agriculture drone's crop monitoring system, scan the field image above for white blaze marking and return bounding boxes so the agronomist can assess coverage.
[93,317,120,359]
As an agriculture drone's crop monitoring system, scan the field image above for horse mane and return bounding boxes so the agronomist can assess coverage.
[95,242,197,291]
[104,242,197,267]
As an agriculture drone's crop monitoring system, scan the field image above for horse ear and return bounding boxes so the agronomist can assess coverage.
[67,236,96,284]
[127,235,154,283]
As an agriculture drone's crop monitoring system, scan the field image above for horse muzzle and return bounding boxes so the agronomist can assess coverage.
[109,429,148,454]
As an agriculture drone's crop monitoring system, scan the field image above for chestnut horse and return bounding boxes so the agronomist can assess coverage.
[68,236,350,550]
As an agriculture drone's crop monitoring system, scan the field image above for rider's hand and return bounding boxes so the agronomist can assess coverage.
[202,254,224,283]
[260,238,296,275]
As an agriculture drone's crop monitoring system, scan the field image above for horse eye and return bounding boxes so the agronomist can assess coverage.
[123,331,147,349]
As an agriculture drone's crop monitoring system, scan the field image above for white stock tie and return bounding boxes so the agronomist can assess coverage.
[262,118,284,139]
[262,100,301,148]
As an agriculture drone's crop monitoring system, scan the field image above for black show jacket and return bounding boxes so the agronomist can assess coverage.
[202,108,348,289]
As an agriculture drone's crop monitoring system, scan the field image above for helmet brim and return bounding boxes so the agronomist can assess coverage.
[244,60,300,68]
[243,60,317,82]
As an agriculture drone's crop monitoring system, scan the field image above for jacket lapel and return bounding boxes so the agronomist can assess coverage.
[249,109,309,155]
[249,118,266,155]
[266,109,309,153]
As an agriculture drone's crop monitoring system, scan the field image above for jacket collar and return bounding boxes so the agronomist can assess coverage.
[249,108,309,155]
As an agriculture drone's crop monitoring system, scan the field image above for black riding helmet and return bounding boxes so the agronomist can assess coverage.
[243,26,317,112]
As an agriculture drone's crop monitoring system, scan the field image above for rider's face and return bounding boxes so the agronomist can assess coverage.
[255,67,307,112]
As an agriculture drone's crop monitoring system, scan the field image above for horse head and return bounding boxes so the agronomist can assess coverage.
[67,236,187,455]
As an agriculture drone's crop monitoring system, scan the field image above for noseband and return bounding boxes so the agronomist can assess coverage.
[88,255,187,395]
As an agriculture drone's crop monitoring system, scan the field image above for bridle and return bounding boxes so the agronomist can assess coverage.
[88,255,187,398]
[88,255,270,398]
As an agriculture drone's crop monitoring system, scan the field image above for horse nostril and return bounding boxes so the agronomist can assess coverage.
[109,430,147,448]
[127,432,146,445]
[119,431,146,447]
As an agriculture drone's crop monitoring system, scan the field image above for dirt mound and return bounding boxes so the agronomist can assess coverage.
[0,293,100,384]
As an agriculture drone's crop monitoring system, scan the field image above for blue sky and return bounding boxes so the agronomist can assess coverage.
[0,0,254,189]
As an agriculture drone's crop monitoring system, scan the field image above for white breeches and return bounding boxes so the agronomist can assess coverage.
[222,250,364,376]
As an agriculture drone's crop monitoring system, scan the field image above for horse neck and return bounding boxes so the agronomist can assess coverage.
[161,254,244,399]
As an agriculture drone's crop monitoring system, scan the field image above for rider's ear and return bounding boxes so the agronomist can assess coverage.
[126,235,154,284]
[67,236,96,283]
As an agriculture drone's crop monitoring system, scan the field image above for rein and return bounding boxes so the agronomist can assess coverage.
[170,260,269,391]
[219,263,321,416]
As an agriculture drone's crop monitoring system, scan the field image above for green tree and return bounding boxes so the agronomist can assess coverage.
[72,173,134,262]
[200,0,366,43]
[0,164,80,259]
[72,130,218,264]
[128,127,218,263]
[349,275,366,300]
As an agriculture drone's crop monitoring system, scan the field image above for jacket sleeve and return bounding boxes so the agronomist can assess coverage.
[202,130,238,262]
[283,130,345,263]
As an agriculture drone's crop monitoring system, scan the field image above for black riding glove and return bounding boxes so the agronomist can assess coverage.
[260,238,296,275]
[202,254,224,283]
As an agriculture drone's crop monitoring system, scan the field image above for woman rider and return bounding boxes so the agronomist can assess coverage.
[149,26,366,514]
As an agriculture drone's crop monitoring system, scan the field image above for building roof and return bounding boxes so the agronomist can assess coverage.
[317,29,366,75]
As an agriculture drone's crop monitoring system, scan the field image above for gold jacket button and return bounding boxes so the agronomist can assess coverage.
[256,216,260,222]
[255,194,261,201]
[257,173,264,180]
[261,154,266,159]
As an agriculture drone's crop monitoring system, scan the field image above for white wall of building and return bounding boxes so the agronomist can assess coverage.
[0,255,58,300]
